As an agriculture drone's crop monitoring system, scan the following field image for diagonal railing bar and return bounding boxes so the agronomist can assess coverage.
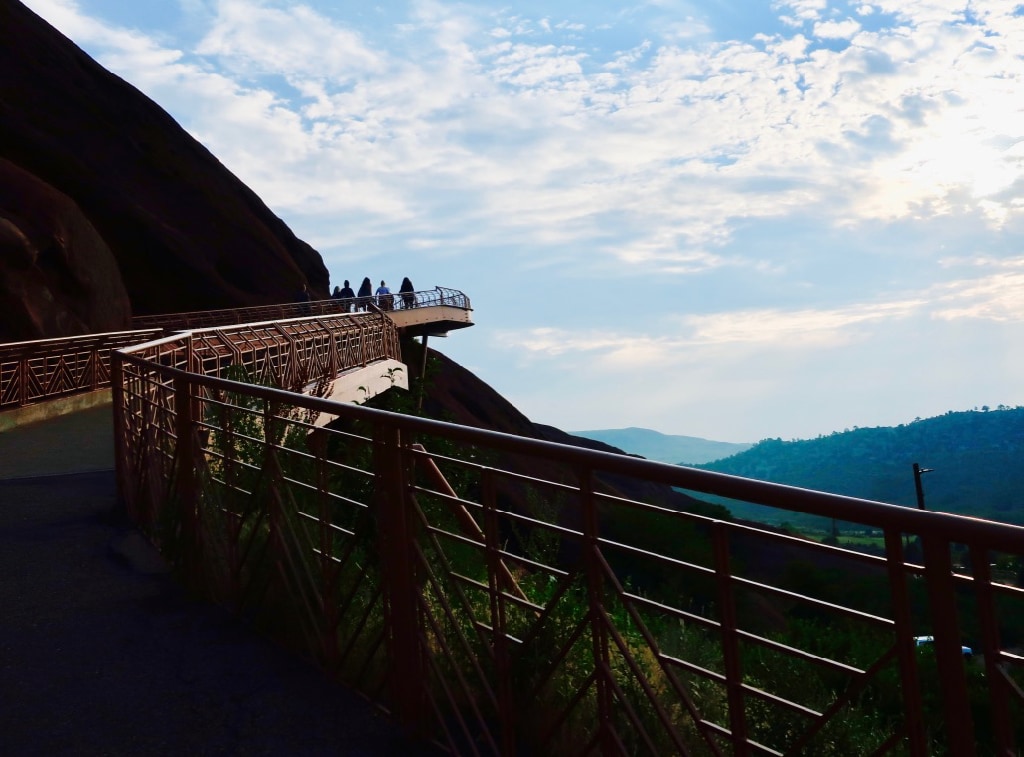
[594,654,664,756]
[411,444,532,606]
[596,606,690,754]
[110,327,1024,755]
[408,523,502,709]
[1,328,163,409]
[419,640,498,757]
[415,581,501,755]
[595,548,726,754]
[536,664,600,755]
[409,496,517,660]
[785,646,901,755]
[869,729,907,757]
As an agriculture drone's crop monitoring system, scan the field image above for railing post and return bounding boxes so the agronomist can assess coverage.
[712,520,749,755]
[883,530,928,756]
[374,423,426,737]
[482,468,516,755]
[969,545,1014,752]
[173,373,201,589]
[19,352,28,407]
[921,535,975,756]
[110,353,128,509]
[579,466,614,752]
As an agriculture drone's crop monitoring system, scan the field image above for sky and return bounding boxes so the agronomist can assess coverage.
[22,0,1024,443]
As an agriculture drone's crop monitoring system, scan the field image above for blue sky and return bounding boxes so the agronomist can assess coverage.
[24,0,1024,442]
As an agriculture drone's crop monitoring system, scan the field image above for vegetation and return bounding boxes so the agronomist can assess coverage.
[696,406,1024,528]
[152,363,1022,755]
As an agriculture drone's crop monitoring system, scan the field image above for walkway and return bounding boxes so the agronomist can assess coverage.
[0,407,436,755]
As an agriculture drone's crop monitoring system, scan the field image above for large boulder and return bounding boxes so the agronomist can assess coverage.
[0,0,329,336]
[0,158,132,341]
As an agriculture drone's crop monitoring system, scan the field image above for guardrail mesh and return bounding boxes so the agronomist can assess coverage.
[112,347,1024,756]
[0,329,163,409]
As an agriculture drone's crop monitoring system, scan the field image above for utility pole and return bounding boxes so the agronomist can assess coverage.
[912,462,934,510]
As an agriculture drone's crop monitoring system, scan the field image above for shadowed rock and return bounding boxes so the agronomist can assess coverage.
[0,158,132,340]
[0,0,329,339]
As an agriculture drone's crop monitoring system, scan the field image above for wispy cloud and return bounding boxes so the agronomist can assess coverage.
[27,0,1024,272]
[20,0,1024,439]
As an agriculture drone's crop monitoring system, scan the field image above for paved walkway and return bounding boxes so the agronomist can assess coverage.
[0,407,436,755]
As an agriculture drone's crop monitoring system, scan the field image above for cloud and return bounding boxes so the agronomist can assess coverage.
[25,0,1024,277]
[195,0,385,81]
[498,257,1024,365]
[813,19,861,39]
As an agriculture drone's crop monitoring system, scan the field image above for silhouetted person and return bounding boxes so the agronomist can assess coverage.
[336,279,355,313]
[375,280,393,311]
[399,277,415,309]
[357,277,372,311]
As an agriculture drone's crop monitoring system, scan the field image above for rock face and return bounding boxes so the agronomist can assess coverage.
[0,0,329,340]
[0,159,132,341]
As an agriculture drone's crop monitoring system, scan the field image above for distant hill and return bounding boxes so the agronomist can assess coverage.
[570,427,752,465]
[695,407,1024,528]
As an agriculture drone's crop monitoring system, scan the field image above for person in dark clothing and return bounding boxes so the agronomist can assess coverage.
[399,277,416,309]
[357,277,373,311]
[336,280,355,312]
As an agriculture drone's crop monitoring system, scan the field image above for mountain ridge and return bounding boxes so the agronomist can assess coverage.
[695,406,1024,527]
[571,426,752,465]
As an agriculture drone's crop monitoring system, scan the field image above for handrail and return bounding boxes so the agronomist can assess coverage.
[112,335,1024,756]
[0,328,163,409]
[120,311,401,391]
[130,287,471,330]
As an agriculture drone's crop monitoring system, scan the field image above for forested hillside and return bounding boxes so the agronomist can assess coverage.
[696,406,1024,528]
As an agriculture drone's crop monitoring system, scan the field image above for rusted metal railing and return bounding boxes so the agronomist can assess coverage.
[112,338,1024,756]
[130,287,471,331]
[0,329,162,410]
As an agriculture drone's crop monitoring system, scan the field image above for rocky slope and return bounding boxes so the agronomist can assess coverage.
[0,0,328,340]
[0,158,132,340]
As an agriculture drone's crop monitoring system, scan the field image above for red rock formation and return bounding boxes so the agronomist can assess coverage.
[0,159,132,340]
[0,0,329,338]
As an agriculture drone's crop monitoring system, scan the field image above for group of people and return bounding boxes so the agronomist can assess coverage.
[331,276,416,312]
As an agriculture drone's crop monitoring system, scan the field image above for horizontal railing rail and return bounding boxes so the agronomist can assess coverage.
[121,312,401,394]
[112,344,1024,757]
[130,287,471,330]
[0,328,163,410]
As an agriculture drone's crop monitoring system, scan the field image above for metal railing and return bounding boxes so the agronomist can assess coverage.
[0,329,163,410]
[112,336,1024,756]
[130,287,471,330]
[124,312,400,392]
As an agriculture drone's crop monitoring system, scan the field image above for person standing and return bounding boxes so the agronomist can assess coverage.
[399,277,415,309]
[375,280,393,311]
[357,277,373,311]
[336,280,355,312]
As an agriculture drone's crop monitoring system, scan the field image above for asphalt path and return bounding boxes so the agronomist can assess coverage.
[0,411,436,755]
